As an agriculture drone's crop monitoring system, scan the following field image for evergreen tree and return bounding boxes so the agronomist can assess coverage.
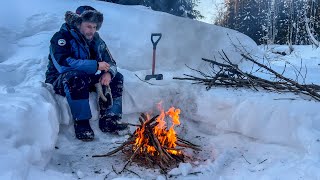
[236,0,268,44]
[255,0,269,44]
[314,0,320,36]
[305,0,320,43]
[106,0,203,19]
[216,0,320,45]
[218,0,268,44]
[292,0,308,45]
[219,0,238,29]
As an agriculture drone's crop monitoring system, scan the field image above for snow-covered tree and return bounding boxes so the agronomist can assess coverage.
[105,0,203,19]
[217,0,268,44]
[217,0,320,45]
[304,0,320,46]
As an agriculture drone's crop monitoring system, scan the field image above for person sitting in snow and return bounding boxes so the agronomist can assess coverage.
[45,5,127,141]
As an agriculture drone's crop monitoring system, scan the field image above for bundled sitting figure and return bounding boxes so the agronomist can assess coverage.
[45,5,128,141]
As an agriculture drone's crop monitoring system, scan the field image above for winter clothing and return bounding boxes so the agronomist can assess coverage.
[76,5,96,15]
[99,115,128,133]
[45,6,126,139]
[53,70,101,120]
[74,119,94,141]
[65,6,103,31]
[98,73,126,133]
[98,79,127,133]
[97,84,113,110]
[45,20,117,84]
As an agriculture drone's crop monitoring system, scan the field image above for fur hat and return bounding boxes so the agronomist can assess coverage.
[65,6,103,30]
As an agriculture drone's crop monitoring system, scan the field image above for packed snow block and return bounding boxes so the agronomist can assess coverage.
[0,27,16,63]
[52,94,72,125]
[43,83,70,125]
[45,81,103,124]
[0,86,60,178]
[195,90,320,150]
[50,90,100,125]
[100,4,259,73]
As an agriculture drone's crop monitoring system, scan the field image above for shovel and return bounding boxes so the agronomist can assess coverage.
[145,33,163,80]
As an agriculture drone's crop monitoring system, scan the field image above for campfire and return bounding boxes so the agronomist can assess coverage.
[93,106,201,173]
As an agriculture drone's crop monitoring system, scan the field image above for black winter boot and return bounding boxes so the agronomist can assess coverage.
[74,120,94,141]
[99,116,128,133]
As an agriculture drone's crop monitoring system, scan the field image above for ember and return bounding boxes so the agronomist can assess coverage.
[93,106,201,174]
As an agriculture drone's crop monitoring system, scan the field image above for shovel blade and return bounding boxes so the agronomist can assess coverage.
[145,74,163,80]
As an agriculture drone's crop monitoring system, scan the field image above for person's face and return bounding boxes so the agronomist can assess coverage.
[79,21,97,41]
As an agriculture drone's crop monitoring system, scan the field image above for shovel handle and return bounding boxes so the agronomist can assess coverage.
[151,33,162,49]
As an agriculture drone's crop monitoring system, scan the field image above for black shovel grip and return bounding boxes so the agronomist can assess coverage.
[151,33,162,49]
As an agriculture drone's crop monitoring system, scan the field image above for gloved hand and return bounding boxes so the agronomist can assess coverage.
[95,83,113,111]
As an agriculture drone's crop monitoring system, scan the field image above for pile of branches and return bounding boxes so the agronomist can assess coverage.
[93,113,201,174]
[173,50,320,101]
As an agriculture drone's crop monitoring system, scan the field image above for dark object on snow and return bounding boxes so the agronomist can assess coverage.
[99,115,128,133]
[145,33,163,81]
[274,51,287,56]
[74,120,95,141]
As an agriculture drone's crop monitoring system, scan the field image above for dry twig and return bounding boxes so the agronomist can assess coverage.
[93,113,201,174]
[173,49,320,101]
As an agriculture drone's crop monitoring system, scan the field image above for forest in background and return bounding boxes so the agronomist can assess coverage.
[101,0,320,46]
[215,0,320,45]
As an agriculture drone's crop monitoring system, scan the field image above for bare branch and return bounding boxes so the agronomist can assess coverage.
[173,50,320,101]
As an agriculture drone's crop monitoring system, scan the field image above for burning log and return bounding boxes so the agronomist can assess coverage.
[93,107,201,174]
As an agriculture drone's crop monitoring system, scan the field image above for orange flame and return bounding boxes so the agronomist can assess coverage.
[134,105,181,156]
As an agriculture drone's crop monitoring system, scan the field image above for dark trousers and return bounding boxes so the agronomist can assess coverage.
[53,70,123,121]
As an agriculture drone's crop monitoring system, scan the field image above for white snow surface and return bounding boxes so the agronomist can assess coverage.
[1,0,320,179]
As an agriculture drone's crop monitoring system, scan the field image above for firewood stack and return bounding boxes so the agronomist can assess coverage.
[93,107,201,173]
[173,50,320,101]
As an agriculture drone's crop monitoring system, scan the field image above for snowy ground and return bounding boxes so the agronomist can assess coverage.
[1,0,320,179]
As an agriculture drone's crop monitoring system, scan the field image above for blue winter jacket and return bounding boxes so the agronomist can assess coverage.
[45,23,117,84]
